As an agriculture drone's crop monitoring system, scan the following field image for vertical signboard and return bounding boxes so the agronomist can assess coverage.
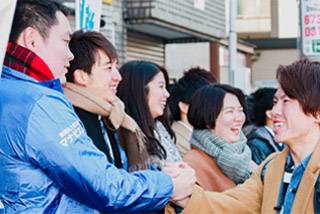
[76,0,102,31]
[0,0,17,77]
[301,0,320,56]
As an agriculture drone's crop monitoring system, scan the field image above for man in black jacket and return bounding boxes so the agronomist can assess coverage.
[64,30,126,168]
[247,87,283,165]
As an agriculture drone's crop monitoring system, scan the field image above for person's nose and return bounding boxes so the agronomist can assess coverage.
[113,67,122,82]
[271,101,282,119]
[235,111,245,123]
[164,88,170,98]
[67,47,74,61]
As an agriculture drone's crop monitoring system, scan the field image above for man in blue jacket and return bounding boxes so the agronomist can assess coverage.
[0,0,196,213]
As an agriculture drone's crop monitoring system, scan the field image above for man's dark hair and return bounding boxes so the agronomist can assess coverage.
[251,87,276,126]
[277,58,320,117]
[188,84,247,130]
[169,67,216,121]
[66,30,118,82]
[9,0,69,42]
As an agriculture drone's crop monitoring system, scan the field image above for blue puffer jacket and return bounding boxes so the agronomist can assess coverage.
[0,66,173,213]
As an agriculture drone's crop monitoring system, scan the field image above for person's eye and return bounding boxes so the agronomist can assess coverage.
[105,67,112,71]
[283,98,290,103]
[273,99,278,105]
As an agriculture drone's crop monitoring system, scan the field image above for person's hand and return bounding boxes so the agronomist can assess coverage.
[162,162,181,178]
[163,161,196,201]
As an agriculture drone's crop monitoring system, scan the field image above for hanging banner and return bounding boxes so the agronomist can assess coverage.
[301,0,320,56]
[0,0,17,77]
[76,0,102,31]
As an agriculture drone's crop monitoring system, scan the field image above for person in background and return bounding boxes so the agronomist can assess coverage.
[0,0,196,212]
[247,87,283,165]
[169,67,216,157]
[117,60,182,170]
[242,94,257,137]
[183,84,254,191]
[167,59,320,214]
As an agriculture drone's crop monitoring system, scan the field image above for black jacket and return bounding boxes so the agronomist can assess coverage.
[74,107,123,168]
[247,126,283,165]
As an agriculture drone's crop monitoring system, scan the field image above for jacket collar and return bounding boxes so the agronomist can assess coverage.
[262,140,320,213]
[4,42,54,82]
[2,65,63,93]
[291,140,320,212]
[63,82,138,132]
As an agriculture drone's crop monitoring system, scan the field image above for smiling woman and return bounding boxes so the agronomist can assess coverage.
[183,84,255,191]
[117,60,182,170]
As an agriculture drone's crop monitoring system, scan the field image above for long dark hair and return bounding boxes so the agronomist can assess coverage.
[117,60,175,160]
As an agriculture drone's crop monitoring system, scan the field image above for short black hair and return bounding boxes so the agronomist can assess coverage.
[188,84,247,129]
[251,87,276,126]
[66,30,118,82]
[10,0,69,42]
[169,67,216,121]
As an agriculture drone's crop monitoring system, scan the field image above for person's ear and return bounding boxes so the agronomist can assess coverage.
[314,112,320,124]
[266,109,273,120]
[16,27,43,52]
[73,69,89,87]
[178,101,189,115]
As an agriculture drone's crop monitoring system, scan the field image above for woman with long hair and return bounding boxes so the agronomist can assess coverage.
[117,61,182,170]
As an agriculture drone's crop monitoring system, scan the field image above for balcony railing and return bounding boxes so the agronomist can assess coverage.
[124,0,226,40]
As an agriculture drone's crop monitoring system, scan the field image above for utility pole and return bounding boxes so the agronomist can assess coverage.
[228,0,237,86]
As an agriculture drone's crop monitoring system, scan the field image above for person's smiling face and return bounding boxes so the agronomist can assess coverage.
[212,93,245,144]
[147,71,170,119]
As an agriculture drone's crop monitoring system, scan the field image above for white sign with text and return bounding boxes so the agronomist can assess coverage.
[301,0,320,56]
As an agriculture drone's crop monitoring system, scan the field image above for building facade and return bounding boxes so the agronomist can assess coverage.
[236,0,300,88]
[59,0,254,91]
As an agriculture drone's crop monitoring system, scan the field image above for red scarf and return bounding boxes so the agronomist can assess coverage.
[4,42,54,81]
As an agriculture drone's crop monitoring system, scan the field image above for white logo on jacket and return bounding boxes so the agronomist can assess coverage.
[58,121,86,147]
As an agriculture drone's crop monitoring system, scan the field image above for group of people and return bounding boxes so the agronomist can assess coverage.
[1,0,320,213]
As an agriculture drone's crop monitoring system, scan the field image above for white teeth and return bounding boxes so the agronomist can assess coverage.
[274,122,283,128]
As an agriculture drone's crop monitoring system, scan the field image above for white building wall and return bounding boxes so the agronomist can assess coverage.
[273,0,299,38]
[252,49,298,88]
[165,42,210,80]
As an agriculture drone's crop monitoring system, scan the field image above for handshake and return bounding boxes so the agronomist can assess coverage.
[162,162,197,208]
